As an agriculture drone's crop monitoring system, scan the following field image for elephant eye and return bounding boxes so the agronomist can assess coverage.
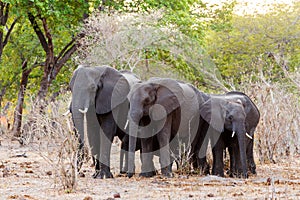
[228,115,233,121]
[144,97,150,104]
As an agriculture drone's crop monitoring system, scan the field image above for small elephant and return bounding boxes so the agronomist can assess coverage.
[224,91,260,177]
[127,78,206,178]
[193,91,259,178]
[70,65,140,178]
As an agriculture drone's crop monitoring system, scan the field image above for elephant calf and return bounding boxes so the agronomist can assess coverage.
[192,91,260,178]
[127,78,205,178]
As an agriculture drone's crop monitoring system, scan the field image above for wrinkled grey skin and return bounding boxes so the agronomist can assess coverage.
[70,65,140,178]
[193,91,259,178]
[127,78,205,178]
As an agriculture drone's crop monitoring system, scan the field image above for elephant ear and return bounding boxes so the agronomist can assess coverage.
[200,98,226,133]
[150,79,183,121]
[95,67,130,114]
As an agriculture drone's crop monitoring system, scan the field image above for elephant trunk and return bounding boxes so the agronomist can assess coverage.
[72,104,101,160]
[72,106,88,142]
[127,108,142,178]
[235,124,248,178]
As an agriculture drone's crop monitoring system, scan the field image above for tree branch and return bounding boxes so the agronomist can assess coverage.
[27,12,49,53]
[53,32,85,78]
[3,17,19,47]
[41,17,53,54]
[55,37,76,63]
[52,43,77,81]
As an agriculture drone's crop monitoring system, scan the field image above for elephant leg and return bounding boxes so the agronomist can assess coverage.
[195,121,210,175]
[140,137,156,177]
[76,136,85,172]
[157,116,173,178]
[117,127,129,174]
[120,148,127,174]
[191,153,198,170]
[246,138,256,175]
[94,112,116,179]
[228,145,237,177]
[230,139,246,178]
[212,137,225,177]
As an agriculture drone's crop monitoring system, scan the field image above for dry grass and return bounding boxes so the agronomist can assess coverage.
[241,73,300,164]
[17,96,79,191]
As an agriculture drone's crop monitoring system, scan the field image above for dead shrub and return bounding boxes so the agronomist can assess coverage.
[241,75,300,164]
[21,95,79,191]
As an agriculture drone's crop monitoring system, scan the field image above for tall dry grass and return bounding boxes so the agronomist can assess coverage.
[241,73,300,164]
[20,95,79,191]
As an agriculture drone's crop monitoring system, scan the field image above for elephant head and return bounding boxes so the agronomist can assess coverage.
[70,65,130,159]
[226,91,260,137]
[225,91,260,175]
[129,78,184,126]
[127,78,184,177]
[200,96,248,178]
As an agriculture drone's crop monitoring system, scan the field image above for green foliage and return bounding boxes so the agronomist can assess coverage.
[205,2,300,87]
[0,0,104,105]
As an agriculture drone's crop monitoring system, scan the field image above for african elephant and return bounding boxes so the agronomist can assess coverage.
[225,91,260,177]
[70,65,140,178]
[193,91,259,178]
[127,78,206,178]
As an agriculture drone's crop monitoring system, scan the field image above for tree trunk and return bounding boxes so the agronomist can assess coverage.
[12,60,31,137]
[0,84,6,107]
[27,11,85,103]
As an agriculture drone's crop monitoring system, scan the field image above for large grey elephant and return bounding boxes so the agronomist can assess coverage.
[127,78,206,178]
[70,65,140,178]
[193,91,260,178]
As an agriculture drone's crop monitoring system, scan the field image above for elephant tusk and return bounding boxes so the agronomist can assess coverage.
[124,119,129,129]
[63,110,70,116]
[79,107,88,114]
[82,109,88,148]
[231,131,235,137]
[246,132,253,140]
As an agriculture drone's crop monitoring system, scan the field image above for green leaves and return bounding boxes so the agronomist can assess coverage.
[205,1,300,87]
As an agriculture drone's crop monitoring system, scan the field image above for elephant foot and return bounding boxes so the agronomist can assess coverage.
[139,171,156,178]
[161,172,174,178]
[233,170,248,179]
[120,170,127,174]
[212,169,224,177]
[199,163,210,175]
[127,172,135,178]
[92,169,114,179]
[241,171,248,179]
[229,170,239,178]
[249,165,256,175]
[161,167,173,178]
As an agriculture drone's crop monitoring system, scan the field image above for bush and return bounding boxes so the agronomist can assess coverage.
[20,96,79,191]
[240,73,300,164]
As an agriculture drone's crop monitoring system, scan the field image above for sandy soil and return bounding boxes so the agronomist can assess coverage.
[0,138,300,200]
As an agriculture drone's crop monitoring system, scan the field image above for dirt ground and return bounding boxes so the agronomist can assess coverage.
[0,137,300,200]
